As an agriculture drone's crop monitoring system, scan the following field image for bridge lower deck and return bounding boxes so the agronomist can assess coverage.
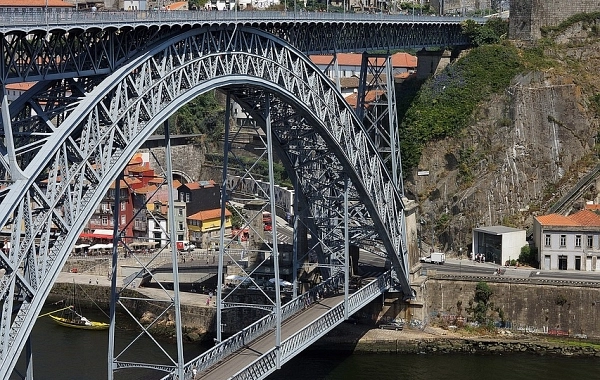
[197,293,345,379]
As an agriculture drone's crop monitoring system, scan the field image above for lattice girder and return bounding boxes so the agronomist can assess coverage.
[0,25,409,377]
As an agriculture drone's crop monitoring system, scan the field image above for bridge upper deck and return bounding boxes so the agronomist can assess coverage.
[0,11,484,84]
[0,10,482,33]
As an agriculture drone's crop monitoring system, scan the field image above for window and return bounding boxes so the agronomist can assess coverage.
[178,221,184,231]
[588,235,593,249]
[101,216,108,225]
[575,235,582,248]
[121,202,126,211]
[121,215,126,225]
[559,235,566,247]
[185,193,190,202]
[544,234,551,247]
[178,208,183,217]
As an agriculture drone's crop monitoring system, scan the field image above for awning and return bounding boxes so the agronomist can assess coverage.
[79,233,113,240]
[89,243,113,250]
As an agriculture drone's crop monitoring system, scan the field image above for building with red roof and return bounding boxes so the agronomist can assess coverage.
[0,0,74,9]
[533,208,600,271]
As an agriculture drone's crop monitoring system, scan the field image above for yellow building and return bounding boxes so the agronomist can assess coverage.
[188,208,232,248]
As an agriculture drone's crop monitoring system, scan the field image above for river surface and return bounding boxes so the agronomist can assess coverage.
[13,311,600,379]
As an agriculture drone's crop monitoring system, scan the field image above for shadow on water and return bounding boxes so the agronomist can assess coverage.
[268,349,600,380]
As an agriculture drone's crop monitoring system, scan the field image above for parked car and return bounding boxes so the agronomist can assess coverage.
[379,319,404,331]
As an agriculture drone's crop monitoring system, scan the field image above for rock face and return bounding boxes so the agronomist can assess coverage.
[407,32,600,253]
[510,0,600,40]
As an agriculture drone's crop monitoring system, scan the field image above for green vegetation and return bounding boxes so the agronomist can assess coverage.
[461,18,509,47]
[206,153,292,188]
[541,12,600,37]
[467,281,502,325]
[399,43,524,174]
[161,91,225,140]
[227,204,244,229]
[518,245,537,267]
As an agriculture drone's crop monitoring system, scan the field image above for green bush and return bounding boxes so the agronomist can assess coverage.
[400,44,524,174]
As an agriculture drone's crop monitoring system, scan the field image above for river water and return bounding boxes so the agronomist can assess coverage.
[13,310,600,380]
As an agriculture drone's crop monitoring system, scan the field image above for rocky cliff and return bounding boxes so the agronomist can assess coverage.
[406,23,600,253]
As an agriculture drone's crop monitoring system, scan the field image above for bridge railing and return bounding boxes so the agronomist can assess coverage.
[166,274,344,379]
[0,9,480,30]
[229,272,392,380]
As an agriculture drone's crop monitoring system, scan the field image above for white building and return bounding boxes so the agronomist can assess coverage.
[472,225,527,266]
[533,209,600,271]
[123,0,147,10]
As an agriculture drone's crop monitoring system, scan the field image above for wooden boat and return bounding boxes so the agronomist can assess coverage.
[41,280,109,330]
[48,311,109,330]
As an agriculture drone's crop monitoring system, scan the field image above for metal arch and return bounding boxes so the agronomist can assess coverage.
[0,25,409,378]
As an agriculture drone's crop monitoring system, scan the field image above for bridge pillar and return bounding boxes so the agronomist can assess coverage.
[416,48,460,80]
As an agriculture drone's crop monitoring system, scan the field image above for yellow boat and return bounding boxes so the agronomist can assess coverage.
[48,313,109,330]
[40,280,110,330]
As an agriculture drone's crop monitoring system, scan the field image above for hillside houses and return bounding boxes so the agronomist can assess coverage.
[80,154,230,250]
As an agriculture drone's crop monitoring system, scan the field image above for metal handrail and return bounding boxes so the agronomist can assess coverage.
[0,9,485,31]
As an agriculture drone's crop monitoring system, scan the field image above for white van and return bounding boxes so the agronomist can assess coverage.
[176,241,196,251]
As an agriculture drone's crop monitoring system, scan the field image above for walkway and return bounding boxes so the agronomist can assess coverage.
[196,294,344,379]
[55,271,215,307]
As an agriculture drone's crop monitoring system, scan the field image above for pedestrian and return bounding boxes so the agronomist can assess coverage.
[192,366,197,378]
[89,279,92,284]
[96,279,98,285]
[205,297,210,306]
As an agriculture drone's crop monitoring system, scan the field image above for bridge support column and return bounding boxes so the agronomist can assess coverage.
[217,92,233,344]
[265,96,283,369]
[344,175,349,320]
[108,171,122,380]
[25,338,33,380]
[165,119,186,379]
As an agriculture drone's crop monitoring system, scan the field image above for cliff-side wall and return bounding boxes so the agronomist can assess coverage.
[410,70,598,252]
[424,276,600,336]
[510,0,600,40]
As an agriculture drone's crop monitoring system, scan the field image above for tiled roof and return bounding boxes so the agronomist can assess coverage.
[127,165,150,173]
[584,203,600,211]
[133,185,158,194]
[188,208,231,221]
[535,214,579,227]
[184,180,216,190]
[168,1,187,10]
[5,82,35,91]
[310,52,416,68]
[129,154,144,165]
[568,209,600,227]
[109,179,131,189]
[0,0,74,7]
[537,209,600,227]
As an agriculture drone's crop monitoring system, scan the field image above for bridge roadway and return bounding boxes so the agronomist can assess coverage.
[197,293,345,379]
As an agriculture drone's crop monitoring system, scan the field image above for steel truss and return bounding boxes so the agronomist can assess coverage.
[0,15,473,85]
[0,25,410,378]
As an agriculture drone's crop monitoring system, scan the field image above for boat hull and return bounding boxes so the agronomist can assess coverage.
[49,315,109,330]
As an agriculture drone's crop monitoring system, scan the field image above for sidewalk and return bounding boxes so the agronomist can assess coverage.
[56,271,214,307]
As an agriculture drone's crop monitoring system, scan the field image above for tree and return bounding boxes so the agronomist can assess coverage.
[519,244,534,266]
[461,18,509,47]
[468,281,493,324]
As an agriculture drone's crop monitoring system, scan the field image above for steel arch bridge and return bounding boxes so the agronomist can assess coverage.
[0,12,480,379]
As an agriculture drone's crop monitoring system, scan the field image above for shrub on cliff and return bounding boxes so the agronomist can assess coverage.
[400,44,524,174]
